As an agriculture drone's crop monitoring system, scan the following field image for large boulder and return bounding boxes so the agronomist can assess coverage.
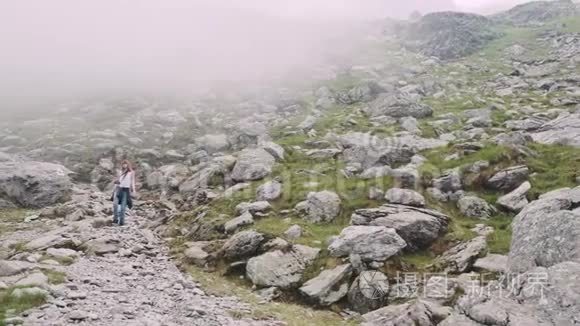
[362,300,449,326]
[508,195,580,273]
[486,165,529,192]
[385,188,425,207]
[496,181,531,212]
[196,134,229,153]
[178,163,227,193]
[366,93,433,119]
[301,191,341,223]
[0,161,73,208]
[436,236,487,273]
[402,12,500,60]
[231,148,276,182]
[351,204,449,251]
[221,230,264,260]
[299,264,353,306]
[457,196,494,219]
[328,226,407,262]
[256,180,282,201]
[531,112,580,147]
[246,245,320,289]
[348,270,390,313]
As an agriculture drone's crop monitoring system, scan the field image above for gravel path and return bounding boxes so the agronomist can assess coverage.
[20,214,281,326]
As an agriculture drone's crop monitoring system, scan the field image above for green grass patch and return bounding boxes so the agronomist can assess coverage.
[0,287,47,324]
[186,266,357,326]
[43,269,67,284]
[485,214,513,254]
[526,143,580,197]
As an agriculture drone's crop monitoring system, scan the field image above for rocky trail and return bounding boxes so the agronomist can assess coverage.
[1,195,281,326]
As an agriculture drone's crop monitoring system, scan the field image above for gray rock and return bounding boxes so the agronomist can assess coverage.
[299,264,352,306]
[366,93,433,119]
[302,191,341,223]
[360,166,392,179]
[82,238,118,256]
[0,260,33,276]
[46,248,80,260]
[436,236,487,273]
[509,196,580,273]
[261,142,285,161]
[15,272,49,288]
[400,117,421,134]
[196,134,229,153]
[432,169,462,193]
[351,204,449,251]
[362,300,448,326]
[457,196,494,219]
[496,181,531,212]
[384,188,425,207]
[284,225,302,240]
[178,164,226,193]
[246,245,320,289]
[473,254,508,272]
[184,244,210,266]
[224,212,254,233]
[532,112,580,147]
[0,161,73,208]
[235,201,272,215]
[328,226,407,262]
[231,148,275,182]
[348,270,390,313]
[486,165,529,192]
[221,230,264,260]
[256,180,282,201]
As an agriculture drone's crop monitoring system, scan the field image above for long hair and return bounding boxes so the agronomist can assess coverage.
[120,160,133,174]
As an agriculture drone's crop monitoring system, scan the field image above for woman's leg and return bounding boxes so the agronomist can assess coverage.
[119,190,128,225]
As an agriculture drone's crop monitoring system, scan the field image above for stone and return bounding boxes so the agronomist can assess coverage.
[196,134,229,153]
[224,212,254,233]
[284,225,302,240]
[46,248,80,260]
[256,180,282,201]
[496,181,531,212]
[0,161,73,208]
[384,188,425,207]
[328,226,407,262]
[261,141,285,161]
[366,93,434,118]
[532,112,580,147]
[351,204,449,251]
[473,254,508,273]
[235,201,272,215]
[508,196,580,273]
[221,230,264,260]
[457,196,494,219]
[82,239,118,256]
[231,148,276,182]
[302,191,341,223]
[436,236,487,273]
[432,169,462,193]
[184,244,209,266]
[486,165,529,192]
[348,270,390,313]
[68,310,89,321]
[15,272,49,288]
[299,264,352,306]
[246,245,320,289]
[0,260,32,277]
[362,300,448,326]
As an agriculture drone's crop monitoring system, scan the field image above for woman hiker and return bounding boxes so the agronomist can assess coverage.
[112,160,136,225]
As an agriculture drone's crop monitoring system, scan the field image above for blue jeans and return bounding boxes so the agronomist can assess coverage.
[113,188,129,225]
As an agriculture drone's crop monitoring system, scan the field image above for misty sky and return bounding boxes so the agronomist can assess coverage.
[0,0,530,106]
